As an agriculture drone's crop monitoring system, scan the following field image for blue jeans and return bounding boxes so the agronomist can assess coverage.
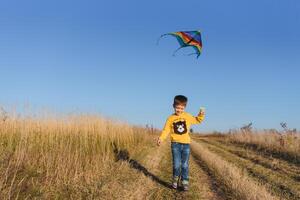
[171,142,190,183]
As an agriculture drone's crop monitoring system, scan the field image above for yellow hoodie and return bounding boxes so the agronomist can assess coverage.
[159,111,205,144]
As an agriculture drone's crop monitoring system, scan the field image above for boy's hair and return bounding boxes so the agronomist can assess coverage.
[173,95,188,107]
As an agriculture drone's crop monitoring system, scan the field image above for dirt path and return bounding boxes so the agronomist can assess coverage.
[188,156,224,200]
[193,137,300,200]
[199,137,300,180]
[110,141,227,200]
[148,142,223,200]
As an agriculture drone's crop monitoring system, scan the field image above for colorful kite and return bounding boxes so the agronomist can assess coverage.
[157,30,203,58]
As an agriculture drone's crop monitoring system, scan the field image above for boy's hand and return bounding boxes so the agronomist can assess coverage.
[199,107,205,116]
[157,137,162,146]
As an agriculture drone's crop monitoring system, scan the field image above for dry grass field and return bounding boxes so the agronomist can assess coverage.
[0,111,299,199]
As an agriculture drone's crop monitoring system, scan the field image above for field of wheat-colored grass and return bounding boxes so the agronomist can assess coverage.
[227,131,300,156]
[1,109,299,200]
[0,112,156,199]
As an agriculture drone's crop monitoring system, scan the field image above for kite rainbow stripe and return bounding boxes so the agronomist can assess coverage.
[158,30,203,58]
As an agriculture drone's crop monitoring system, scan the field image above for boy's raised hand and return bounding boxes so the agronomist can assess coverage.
[199,107,205,116]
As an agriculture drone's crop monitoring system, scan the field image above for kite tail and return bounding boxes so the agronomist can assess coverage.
[184,52,201,59]
[172,46,184,57]
[156,33,170,45]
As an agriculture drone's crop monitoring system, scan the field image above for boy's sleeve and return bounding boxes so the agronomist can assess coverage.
[187,111,205,125]
[159,118,171,141]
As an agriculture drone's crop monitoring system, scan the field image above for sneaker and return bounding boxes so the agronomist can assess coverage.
[182,180,189,191]
[172,182,178,189]
[172,176,179,189]
[183,184,189,191]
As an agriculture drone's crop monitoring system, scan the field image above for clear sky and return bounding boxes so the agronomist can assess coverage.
[0,0,299,132]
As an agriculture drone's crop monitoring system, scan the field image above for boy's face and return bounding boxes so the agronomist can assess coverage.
[174,104,185,115]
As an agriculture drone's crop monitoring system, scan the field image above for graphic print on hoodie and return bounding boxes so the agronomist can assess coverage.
[172,120,187,134]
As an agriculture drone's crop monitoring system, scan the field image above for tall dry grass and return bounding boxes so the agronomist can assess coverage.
[0,112,155,199]
[226,130,300,157]
[191,140,278,200]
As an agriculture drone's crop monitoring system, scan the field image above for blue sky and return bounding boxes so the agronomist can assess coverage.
[0,0,299,132]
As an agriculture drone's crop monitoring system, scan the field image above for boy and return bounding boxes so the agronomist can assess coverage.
[157,95,205,191]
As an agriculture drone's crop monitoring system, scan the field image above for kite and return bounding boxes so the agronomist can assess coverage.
[157,30,203,58]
